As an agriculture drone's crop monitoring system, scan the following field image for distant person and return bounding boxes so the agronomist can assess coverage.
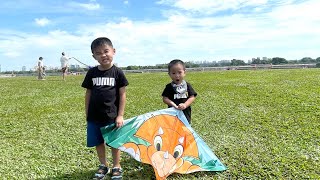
[60,52,71,81]
[81,37,129,180]
[37,57,45,80]
[162,59,197,123]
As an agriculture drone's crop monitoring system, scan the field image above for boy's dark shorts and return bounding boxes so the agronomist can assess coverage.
[62,67,67,73]
[87,121,114,147]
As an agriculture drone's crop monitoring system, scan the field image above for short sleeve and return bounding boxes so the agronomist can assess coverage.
[187,83,197,97]
[81,68,94,89]
[117,69,129,88]
[161,84,171,97]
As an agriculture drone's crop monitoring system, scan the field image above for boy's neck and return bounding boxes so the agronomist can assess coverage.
[172,80,185,86]
[98,63,113,71]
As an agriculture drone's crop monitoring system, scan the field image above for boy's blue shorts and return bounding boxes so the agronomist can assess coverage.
[87,121,113,147]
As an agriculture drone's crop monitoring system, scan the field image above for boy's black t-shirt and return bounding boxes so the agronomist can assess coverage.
[161,82,197,123]
[82,65,128,124]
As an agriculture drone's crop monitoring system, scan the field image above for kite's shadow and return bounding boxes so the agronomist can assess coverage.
[36,154,222,180]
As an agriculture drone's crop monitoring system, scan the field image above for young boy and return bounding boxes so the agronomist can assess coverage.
[162,59,197,123]
[82,37,128,180]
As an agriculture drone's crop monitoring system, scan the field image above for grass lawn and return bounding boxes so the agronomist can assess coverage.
[0,69,319,179]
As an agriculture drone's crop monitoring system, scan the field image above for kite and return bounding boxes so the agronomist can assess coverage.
[101,108,227,180]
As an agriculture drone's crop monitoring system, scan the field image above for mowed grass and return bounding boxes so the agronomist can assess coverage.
[0,69,319,179]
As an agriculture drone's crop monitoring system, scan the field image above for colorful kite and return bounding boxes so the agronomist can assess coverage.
[101,108,227,180]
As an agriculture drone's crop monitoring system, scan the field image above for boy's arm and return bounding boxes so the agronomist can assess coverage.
[178,83,197,110]
[178,95,196,110]
[85,89,91,118]
[115,86,126,127]
[163,96,178,109]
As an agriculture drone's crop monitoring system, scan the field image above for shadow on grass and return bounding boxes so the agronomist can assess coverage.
[36,169,95,180]
[168,171,226,180]
[37,155,226,180]
[36,157,156,180]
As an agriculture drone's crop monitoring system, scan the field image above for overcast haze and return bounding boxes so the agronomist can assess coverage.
[0,0,319,71]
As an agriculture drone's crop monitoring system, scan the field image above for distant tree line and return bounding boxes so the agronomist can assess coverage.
[251,57,320,65]
[122,57,320,70]
[2,57,320,74]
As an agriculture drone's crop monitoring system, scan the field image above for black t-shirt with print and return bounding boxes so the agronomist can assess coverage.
[161,82,197,123]
[82,65,128,124]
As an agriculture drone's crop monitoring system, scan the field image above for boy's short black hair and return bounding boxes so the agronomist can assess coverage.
[168,59,185,72]
[91,37,113,53]
[39,57,43,60]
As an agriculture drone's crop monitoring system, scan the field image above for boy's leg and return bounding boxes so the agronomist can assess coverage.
[111,148,123,179]
[111,147,121,168]
[94,143,110,179]
[96,143,107,166]
[87,121,110,178]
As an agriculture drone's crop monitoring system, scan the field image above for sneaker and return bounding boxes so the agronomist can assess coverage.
[94,164,110,179]
[111,167,123,180]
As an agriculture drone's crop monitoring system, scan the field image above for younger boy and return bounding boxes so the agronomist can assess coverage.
[82,37,128,180]
[162,59,197,123]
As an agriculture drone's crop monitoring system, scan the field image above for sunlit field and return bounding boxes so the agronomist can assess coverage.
[1,69,319,179]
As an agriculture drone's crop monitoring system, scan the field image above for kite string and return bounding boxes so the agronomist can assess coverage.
[71,57,90,67]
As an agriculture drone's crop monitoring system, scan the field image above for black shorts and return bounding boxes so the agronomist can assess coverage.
[62,67,67,73]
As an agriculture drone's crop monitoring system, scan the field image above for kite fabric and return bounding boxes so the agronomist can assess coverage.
[101,108,227,180]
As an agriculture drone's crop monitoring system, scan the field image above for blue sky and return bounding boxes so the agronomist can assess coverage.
[0,0,319,71]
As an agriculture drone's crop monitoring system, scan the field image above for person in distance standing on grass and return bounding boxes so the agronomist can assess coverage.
[81,37,128,180]
[60,52,71,81]
[37,57,45,80]
[162,59,197,124]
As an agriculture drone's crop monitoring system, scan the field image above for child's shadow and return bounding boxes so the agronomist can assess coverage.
[36,156,154,180]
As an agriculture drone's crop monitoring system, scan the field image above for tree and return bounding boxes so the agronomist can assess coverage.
[316,57,320,62]
[126,65,141,70]
[300,57,315,63]
[251,58,261,64]
[272,57,288,65]
[230,59,246,66]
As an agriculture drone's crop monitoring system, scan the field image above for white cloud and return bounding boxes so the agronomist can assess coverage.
[158,0,268,13]
[34,18,51,27]
[3,51,21,58]
[76,1,101,10]
[124,1,129,5]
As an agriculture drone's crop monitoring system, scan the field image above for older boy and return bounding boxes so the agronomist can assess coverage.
[82,37,128,180]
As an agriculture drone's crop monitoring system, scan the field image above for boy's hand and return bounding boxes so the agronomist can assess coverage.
[115,116,124,128]
[177,103,187,110]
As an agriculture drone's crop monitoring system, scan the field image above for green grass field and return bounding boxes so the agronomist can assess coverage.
[1,69,319,179]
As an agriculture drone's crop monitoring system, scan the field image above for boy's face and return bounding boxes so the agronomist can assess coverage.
[168,63,186,84]
[92,44,115,68]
